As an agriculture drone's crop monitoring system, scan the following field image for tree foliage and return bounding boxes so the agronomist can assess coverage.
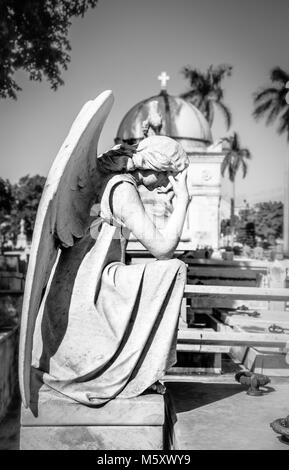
[220,132,252,243]
[180,64,233,128]
[253,67,289,140]
[235,217,256,247]
[0,178,14,249]
[221,132,252,182]
[254,201,283,241]
[13,174,46,239]
[221,201,283,248]
[0,174,46,244]
[0,0,98,99]
[233,201,283,246]
[0,177,14,216]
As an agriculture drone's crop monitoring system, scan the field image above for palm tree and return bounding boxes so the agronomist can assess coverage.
[253,67,289,138]
[253,67,289,253]
[221,132,252,245]
[180,64,233,129]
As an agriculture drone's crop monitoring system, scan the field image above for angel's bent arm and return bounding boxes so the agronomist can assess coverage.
[111,182,189,260]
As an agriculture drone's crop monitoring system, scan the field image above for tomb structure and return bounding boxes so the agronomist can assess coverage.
[115,72,226,252]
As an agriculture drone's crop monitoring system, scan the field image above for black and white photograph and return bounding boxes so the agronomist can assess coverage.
[0,0,289,454]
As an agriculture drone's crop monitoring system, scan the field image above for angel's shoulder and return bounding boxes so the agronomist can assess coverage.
[100,174,140,224]
[104,173,138,201]
[110,174,141,210]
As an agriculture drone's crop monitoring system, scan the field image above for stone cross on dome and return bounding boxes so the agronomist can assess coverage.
[158,71,170,91]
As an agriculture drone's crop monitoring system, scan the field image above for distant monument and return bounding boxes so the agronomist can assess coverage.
[16,219,28,250]
[116,72,226,251]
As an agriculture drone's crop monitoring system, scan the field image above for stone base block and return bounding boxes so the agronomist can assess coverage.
[231,345,289,376]
[20,425,163,450]
[243,347,289,377]
[230,345,248,363]
[20,386,175,450]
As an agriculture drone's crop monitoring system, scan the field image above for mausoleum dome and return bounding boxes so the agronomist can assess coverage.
[115,91,213,153]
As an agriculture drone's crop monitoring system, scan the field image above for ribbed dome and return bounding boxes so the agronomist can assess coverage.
[115,92,213,152]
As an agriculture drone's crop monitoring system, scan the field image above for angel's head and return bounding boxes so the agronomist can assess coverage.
[97,135,188,191]
[132,135,188,191]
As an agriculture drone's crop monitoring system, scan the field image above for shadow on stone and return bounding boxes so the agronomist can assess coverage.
[166,382,244,414]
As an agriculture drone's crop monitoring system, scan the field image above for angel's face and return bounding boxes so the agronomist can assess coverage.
[137,170,172,191]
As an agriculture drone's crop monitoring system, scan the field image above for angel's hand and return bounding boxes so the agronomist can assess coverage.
[168,169,190,204]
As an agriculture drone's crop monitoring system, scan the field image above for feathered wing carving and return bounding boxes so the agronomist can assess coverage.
[18,90,114,408]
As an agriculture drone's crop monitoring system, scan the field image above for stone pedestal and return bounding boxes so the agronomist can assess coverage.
[20,386,176,450]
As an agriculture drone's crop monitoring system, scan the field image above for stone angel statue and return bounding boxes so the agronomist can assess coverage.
[19,91,189,409]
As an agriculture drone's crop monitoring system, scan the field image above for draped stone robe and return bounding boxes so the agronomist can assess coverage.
[31,174,186,406]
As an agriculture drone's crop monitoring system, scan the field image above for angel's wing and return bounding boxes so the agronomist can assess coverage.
[18,90,114,408]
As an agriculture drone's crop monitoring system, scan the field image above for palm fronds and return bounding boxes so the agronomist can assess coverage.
[221,132,251,182]
[253,67,289,137]
[180,64,233,129]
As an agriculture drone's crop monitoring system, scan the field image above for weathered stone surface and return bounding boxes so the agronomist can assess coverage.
[243,347,289,377]
[21,386,166,426]
[0,328,18,423]
[20,425,163,450]
[20,388,175,450]
[221,309,289,328]
[167,379,289,450]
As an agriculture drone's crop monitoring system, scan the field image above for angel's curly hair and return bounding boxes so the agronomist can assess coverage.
[97,135,188,175]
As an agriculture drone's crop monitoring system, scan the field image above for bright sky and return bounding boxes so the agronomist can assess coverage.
[0,0,288,205]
